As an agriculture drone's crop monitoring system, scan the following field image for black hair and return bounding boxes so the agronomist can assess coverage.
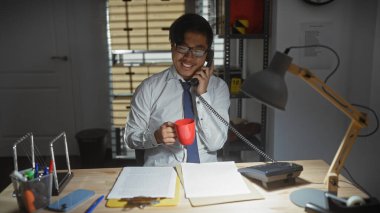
[169,13,213,49]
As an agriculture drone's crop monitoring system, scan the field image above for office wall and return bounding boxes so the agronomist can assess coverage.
[268,0,380,198]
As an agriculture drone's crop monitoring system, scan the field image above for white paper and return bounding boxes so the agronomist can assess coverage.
[107,167,176,199]
[181,161,250,198]
[299,22,334,70]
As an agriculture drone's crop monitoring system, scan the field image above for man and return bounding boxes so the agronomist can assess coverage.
[124,13,230,166]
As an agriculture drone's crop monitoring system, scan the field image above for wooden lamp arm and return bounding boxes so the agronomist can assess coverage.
[287,63,368,193]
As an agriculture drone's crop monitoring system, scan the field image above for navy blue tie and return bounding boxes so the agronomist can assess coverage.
[180,81,200,163]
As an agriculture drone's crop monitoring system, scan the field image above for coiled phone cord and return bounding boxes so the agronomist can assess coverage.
[198,95,276,163]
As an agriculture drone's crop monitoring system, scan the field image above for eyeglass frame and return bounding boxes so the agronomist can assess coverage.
[172,43,209,58]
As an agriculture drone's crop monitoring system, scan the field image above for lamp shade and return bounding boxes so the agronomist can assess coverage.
[240,51,293,110]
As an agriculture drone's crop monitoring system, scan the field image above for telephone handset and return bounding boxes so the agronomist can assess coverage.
[205,49,214,68]
[189,49,214,86]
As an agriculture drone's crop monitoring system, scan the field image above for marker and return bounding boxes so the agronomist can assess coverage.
[24,190,36,212]
[85,195,104,213]
[49,159,54,174]
[11,170,27,182]
[34,163,39,178]
[24,169,35,180]
[43,166,49,176]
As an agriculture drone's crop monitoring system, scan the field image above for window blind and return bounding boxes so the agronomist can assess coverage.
[108,0,185,130]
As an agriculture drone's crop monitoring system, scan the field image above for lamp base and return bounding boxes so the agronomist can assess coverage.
[290,188,327,208]
[290,188,380,213]
[238,162,303,189]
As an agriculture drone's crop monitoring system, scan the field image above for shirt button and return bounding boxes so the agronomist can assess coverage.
[197,101,200,104]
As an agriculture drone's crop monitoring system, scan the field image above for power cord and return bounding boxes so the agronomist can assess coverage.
[342,166,373,198]
[284,44,379,137]
[352,103,379,137]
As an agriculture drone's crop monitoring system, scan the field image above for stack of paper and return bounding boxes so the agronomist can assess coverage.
[107,167,176,199]
[180,161,250,198]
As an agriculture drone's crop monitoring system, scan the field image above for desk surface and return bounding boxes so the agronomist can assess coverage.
[0,160,367,213]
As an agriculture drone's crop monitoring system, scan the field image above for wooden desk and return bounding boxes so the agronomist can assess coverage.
[0,160,367,213]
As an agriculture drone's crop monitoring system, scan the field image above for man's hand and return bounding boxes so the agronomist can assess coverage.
[193,64,214,95]
[154,122,177,145]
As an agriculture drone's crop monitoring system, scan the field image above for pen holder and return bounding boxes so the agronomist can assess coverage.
[11,171,52,213]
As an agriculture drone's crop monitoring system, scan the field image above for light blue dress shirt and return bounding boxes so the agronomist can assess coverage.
[124,65,230,166]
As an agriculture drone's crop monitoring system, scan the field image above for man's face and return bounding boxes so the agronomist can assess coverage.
[172,31,208,81]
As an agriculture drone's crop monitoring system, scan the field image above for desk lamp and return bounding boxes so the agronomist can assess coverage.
[240,46,368,193]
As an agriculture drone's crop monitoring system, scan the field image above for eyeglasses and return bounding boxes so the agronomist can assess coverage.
[174,44,208,58]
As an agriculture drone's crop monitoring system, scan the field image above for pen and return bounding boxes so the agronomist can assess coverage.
[85,195,104,213]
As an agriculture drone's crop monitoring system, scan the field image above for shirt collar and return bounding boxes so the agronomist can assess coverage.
[168,65,186,82]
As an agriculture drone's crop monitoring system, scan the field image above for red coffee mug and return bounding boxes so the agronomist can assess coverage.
[175,118,195,146]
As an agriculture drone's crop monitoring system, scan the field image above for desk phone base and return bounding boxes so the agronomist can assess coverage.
[238,162,303,188]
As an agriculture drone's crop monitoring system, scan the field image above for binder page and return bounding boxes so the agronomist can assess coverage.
[181,161,250,198]
[107,167,176,199]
